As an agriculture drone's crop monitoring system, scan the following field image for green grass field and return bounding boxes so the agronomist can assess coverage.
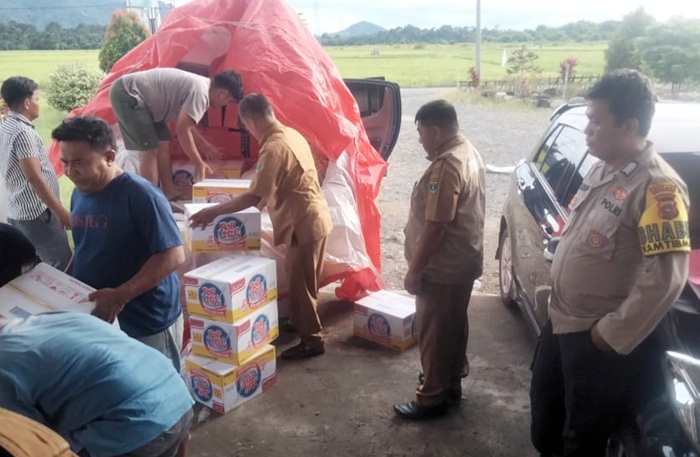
[1,43,607,143]
[326,42,607,87]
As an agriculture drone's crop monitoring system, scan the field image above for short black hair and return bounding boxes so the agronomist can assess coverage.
[238,93,274,120]
[212,70,244,101]
[586,69,656,137]
[51,116,116,151]
[414,99,459,131]
[0,76,38,109]
[0,223,40,287]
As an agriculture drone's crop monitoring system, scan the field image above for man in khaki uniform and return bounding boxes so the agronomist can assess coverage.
[530,69,690,456]
[394,100,485,420]
[189,93,332,360]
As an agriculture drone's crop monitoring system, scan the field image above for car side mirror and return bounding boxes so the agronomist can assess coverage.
[544,237,561,263]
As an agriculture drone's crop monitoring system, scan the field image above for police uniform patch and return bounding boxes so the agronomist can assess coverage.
[428,181,438,193]
[587,230,607,248]
[649,182,680,219]
[612,187,629,201]
[637,181,690,256]
[620,161,638,177]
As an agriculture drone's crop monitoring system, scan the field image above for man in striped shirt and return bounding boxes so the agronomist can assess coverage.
[0,77,72,271]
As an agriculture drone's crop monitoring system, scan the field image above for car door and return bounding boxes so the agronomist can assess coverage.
[509,123,591,331]
[343,78,402,161]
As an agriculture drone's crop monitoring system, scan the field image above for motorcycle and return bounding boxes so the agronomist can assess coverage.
[544,241,700,457]
[606,277,700,457]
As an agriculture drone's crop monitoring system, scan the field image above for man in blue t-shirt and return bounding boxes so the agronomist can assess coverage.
[0,311,194,457]
[52,116,186,370]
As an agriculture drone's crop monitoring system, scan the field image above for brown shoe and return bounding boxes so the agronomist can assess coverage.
[281,342,325,360]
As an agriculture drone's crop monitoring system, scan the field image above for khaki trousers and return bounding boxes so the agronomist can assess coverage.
[415,279,474,407]
[285,236,327,347]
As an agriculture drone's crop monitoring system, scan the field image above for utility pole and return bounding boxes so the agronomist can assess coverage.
[314,1,319,37]
[476,0,482,75]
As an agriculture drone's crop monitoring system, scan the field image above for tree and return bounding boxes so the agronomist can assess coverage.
[506,45,542,97]
[506,45,542,75]
[605,7,655,72]
[47,63,103,112]
[98,11,150,73]
[640,20,700,95]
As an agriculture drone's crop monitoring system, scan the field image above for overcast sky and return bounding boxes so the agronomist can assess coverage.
[283,0,699,35]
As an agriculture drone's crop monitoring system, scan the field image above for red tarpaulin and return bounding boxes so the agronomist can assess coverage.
[47,0,387,301]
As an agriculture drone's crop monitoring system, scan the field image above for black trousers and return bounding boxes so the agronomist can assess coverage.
[530,320,659,457]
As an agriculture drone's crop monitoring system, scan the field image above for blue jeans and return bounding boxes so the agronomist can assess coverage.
[10,209,72,272]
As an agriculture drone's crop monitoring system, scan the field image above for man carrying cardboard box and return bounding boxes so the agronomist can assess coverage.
[0,311,194,457]
[190,93,332,360]
[52,116,186,371]
[109,68,244,200]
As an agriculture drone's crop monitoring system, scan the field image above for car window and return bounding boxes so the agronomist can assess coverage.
[346,82,386,117]
[536,126,588,207]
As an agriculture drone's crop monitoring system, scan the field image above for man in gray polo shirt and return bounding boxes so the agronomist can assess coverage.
[110,68,243,199]
[0,76,72,271]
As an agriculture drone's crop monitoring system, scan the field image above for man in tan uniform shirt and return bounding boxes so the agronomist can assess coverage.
[394,100,486,420]
[190,93,332,360]
[530,69,690,456]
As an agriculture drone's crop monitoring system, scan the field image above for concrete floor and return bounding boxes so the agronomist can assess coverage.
[188,291,539,457]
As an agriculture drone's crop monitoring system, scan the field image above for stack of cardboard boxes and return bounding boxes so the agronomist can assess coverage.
[183,179,261,253]
[182,246,279,414]
[174,160,281,414]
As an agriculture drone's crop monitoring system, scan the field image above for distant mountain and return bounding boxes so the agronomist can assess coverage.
[1,0,173,30]
[332,21,386,38]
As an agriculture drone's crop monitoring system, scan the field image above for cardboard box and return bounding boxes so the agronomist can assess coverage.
[184,254,277,323]
[192,179,252,204]
[185,345,277,414]
[190,300,279,364]
[0,263,95,319]
[353,290,417,351]
[184,204,261,252]
[211,159,247,179]
[172,160,196,191]
[172,159,247,191]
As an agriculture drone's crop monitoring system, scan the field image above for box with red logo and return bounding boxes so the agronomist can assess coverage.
[184,254,277,323]
[353,290,417,351]
[184,203,261,252]
[190,300,279,364]
[0,263,120,328]
[184,345,277,414]
[192,179,252,204]
[0,262,95,318]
